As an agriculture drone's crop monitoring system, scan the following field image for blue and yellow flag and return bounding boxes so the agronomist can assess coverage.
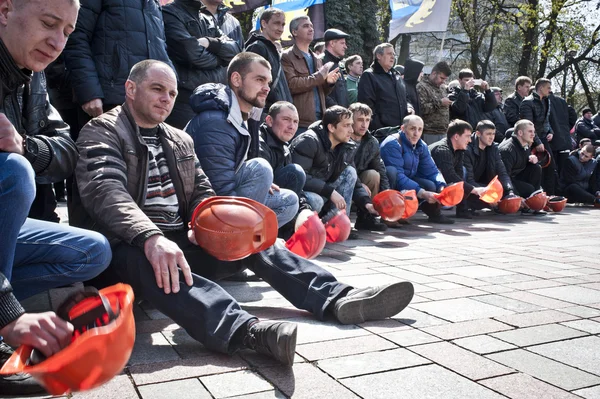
[388,0,452,40]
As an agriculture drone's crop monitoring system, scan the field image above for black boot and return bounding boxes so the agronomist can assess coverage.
[354,210,388,231]
[0,342,46,395]
[243,321,297,366]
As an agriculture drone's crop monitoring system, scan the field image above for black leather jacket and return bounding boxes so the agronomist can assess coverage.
[465,134,514,194]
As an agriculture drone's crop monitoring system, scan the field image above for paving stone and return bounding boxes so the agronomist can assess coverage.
[435,274,490,287]
[381,328,441,346]
[531,286,600,305]
[452,335,517,354]
[237,348,305,368]
[491,324,587,347]
[316,348,430,378]
[369,267,442,284]
[259,362,359,398]
[559,306,600,318]
[409,341,513,380]
[287,317,370,345]
[138,378,211,399]
[473,294,544,312]
[135,319,178,335]
[574,385,600,399]
[341,364,505,399]
[425,281,464,290]
[528,336,600,375]
[422,318,514,340]
[560,319,600,334]
[412,298,515,322]
[441,265,515,278]
[71,374,138,399]
[357,318,411,333]
[128,332,180,366]
[161,328,213,359]
[200,370,274,398]
[296,334,397,361]
[477,285,516,294]
[493,309,579,328]
[226,391,287,399]
[395,307,450,327]
[419,287,488,301]
[487,349,600,390]
[501,279,566,291]
[479,373,582,399]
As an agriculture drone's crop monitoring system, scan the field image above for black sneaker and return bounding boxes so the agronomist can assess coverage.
[455,209,473,219]
[354,214,388,232]
[428,214,455,224]
[244,321,297,366]
[0,342,46,395]
[521,209,547,216]
[332,282,414,324]
[347,228,360,240]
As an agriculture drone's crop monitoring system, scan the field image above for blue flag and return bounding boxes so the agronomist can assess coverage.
[388,0,452,40]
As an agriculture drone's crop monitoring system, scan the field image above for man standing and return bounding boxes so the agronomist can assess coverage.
[403,59,424,116]
[321,28,350,107]
[486,87,510,143]
[281,16,339,133]
[503,76,531,127]
[417,61,452,144]
[74,60,415,367]
[201,0,244,50]
[549,92,577,174]
[245,8,293,116]
[358,43,412,132]
[0,0,111,393]
[345,55,363,104]
[448,69,497,130]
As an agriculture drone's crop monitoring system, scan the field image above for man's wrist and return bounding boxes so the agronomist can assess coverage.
[132,230,163,249]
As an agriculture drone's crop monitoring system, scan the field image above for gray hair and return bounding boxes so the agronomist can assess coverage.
[128,60,174,84]
[289,16,310,36]
[373,43,394,58]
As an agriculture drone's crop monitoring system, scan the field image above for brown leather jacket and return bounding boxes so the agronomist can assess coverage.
[72,104,215,247]
[281,45,332,128]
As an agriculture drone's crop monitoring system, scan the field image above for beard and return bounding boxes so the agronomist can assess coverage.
[239,87,266,109]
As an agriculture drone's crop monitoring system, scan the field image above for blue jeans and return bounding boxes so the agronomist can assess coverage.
[386,166,442,217]
[305,166,357,216]
[234,158,298,227]
[274,164,306,195]
[0,153,112,300]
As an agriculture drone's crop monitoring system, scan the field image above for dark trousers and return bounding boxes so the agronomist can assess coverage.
[553,150,571,178]
[541,138,558,195]
[386,166,442,217]
[564,184,596,204]
[103,232,350,353]
[512,163,542,198]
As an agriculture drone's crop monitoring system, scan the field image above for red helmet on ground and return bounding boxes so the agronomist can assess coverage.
[546,195,567,212]
[480,176,504,204]
[532,148,552,168]
[498,196,522,214]
[401,189,419,219]
[190,196,278,261]
[323,210,352,243]
[433,182,465,207]
[0,284,136,395]
[286,212,326,259]
[525,189,548,211]
[373,190,406,222]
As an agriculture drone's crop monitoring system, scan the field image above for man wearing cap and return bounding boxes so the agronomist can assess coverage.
[321,28,350,107]
[485,87,510,143]
[575,107,600,142]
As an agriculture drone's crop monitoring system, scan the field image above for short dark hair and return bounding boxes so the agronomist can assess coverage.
[515,119,533,134]
[323,106,352,131]
[268,101,297,119]
[260,8,284,27]
[476,120,496,133]
[432,61,451,76]
[314,42,325,52]
[579,137,592,146]
[128,60,174,84]
[515,76,532,90]
[458,69,474,80]
[582,144,595,155]
[582,107,593,115]
[348,102,372,117]
[535,78,551,91]
[447,119,472,141]
[344,55,361,71]
[227,52,271,83]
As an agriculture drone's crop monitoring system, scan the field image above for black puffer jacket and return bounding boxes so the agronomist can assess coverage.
[63,0,174,106]
[486,106,510,143]
[503,91,523,126]
[575,117,600,141]
[322,50,348,108]
[465,134,514,194]
[353,131,390,191]
[245,33,293,111]
[403,59,424,116]
[357,61,410,131]
[549,93,577,151]
[290,122,370,208]
[259,124,291,172]
[520,92,549,144]
[429,138,474,194]
[449,87,497,129]
[499,133,537,188]
[559,152,599,192]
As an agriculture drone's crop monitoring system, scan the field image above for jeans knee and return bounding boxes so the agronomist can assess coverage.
[84,232,112,278]
[246,158,274,182]
[386,166,398,189]
[0,154,35,209]
[305,192,325,213]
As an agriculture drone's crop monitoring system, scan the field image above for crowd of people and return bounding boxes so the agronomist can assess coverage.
[1,0,600,395]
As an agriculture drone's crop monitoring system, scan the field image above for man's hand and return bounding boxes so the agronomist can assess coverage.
[269,183,280,195]
[547,133,553,141]
[528,154,539,164]
[82,98,104,117]
[418,189,438,204]
[326,68,340,84]
[330,190,346,210]
[362,183,371,197]
[535,143,545,152]
[365,203,379,215]
[480,81,490,90]
[465,79,475,90]
[0,113,24,154]
[441,97,452,107]
[319,61,334,77]
[472,186,487,197]
[0,312,73,357]
[198,38,209,48]
[144,235,193,294]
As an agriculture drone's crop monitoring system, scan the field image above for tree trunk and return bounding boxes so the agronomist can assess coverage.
[398,34,411,65]
[518,0,538,76]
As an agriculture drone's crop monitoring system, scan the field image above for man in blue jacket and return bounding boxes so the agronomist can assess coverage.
[380,116,454,224]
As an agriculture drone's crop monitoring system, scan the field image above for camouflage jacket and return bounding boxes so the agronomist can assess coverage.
[417,76,449,135]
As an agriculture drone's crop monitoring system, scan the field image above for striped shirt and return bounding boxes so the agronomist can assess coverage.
[140,127,183,231]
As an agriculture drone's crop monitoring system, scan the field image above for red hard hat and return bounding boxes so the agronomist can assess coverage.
[323,210,352,243]
[433,182,465,207]
[286,212,326,259]
[498,196,522,214]
[480,175,504,204]
[190,196,277,261]
[525,189,548,211]
[532,148,552,168]
[401,189,419,219]
[373,190,406,222]
[0,284,136,395]
[546,195,567,212]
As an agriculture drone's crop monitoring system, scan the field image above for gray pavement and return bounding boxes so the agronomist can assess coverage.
[16,205,600,398]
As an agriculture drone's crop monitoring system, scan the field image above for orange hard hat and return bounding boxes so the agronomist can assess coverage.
[525,189,548,211]
[0,284,135,395]
[433,182,465,207]
[373,190,406,222]
[546,195,567,212]
[498,196,522,214]
[323,210,352,243]
[480,176,504,204]
[190,196,277,261]
[401,189,419,219]
[285,211,326,259]
[532,148,552,168]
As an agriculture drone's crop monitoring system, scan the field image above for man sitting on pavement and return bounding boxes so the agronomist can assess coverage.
[429,120,488,219]
[559,144,600,205]
[380,116,454,224]
[72,59,415,367]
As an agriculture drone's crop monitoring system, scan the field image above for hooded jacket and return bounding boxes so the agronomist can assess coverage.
[449,87,497,129]
[429,137,474,194]
[559,151,599,192]
[186,83,261,196]
[206,3,244,50]
[259,124,292,172]
[464,133,514,194]
[380,132,446,193]
[403,59,424,116]
[322,50,348,107]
